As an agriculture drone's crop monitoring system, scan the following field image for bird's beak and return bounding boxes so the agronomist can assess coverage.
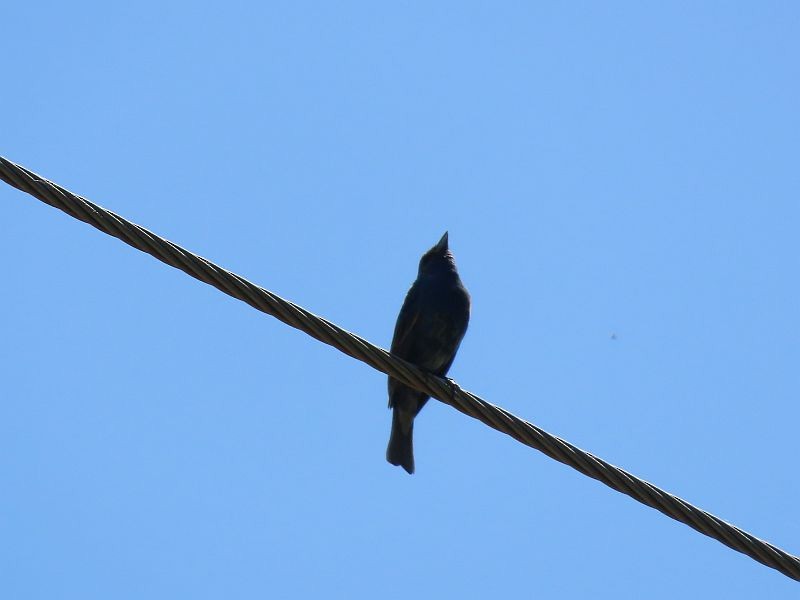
[434,231,449,252]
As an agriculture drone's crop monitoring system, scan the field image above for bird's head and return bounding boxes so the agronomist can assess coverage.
[417,231,457,277]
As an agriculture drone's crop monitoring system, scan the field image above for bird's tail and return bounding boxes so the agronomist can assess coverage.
[386,410,415,474]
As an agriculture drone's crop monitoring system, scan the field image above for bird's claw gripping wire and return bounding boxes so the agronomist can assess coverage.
[444,377,462,402]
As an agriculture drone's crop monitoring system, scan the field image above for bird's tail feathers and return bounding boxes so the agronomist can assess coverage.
[386,410,415,474]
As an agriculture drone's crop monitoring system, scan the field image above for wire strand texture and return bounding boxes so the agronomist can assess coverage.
[2,156,798,582]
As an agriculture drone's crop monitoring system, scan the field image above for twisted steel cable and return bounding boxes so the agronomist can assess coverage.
[2,155,798,581]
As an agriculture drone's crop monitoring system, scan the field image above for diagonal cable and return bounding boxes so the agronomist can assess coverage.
[2,155,798,582]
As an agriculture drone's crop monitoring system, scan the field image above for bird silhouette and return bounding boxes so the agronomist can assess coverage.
[386,232,470,474]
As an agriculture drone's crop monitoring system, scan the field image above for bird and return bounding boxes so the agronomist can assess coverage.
[386,231,471,474]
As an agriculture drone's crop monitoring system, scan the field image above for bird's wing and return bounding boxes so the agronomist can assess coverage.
[387,285,423,409]
[390,284,421,357]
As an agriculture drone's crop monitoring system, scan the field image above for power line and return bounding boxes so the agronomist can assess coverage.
[2,155,798,582]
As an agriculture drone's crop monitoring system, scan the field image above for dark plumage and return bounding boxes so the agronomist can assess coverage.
[386,232,471,474]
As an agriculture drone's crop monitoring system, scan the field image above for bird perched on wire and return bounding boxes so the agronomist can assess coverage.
[386,232,471,474]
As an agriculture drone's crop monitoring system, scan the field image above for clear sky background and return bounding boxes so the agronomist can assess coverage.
[2,2,798,598]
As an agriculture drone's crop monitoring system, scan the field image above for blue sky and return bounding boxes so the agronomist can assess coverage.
[2,2,798,598]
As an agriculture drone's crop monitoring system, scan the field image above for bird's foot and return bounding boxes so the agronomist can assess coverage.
[444,377,462,402]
